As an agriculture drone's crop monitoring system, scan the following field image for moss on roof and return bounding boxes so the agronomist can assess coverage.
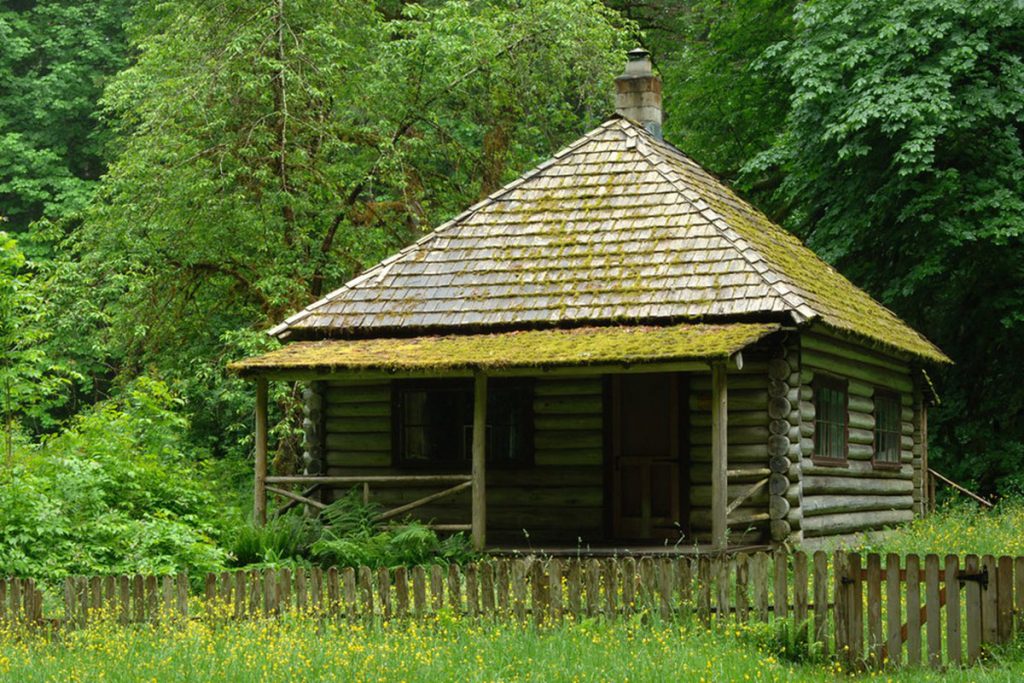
[231,322,780,375]
[266,118,948,365]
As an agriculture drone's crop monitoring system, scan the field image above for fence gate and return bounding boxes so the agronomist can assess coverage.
[834,552,1021,669]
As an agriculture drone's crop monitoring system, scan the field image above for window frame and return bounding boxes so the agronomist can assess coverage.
[871,389,903,470]
[812,374,849,466]
[390,378,535,470]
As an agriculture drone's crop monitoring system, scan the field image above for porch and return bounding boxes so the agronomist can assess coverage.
[232,322,789,552]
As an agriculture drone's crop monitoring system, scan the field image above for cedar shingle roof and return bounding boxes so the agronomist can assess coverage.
[270,118,947,363]
[232,322,781,375]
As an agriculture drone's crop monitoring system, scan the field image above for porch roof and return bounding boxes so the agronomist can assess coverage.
[230,321,780,377]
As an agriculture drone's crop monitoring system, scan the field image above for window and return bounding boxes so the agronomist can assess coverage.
[393,379,533,468]
[873,391,902,467]
[813,376,848,463]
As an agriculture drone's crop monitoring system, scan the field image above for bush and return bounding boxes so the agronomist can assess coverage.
[0,377,235,580]
[309,488,476,568]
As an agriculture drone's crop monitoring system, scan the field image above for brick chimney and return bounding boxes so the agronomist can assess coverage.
[615,48,662,140]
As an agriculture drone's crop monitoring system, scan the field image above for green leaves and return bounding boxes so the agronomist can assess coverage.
[756,0,1024,493]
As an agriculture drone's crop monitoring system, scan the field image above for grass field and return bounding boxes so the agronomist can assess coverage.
[3,502,1024,682]
[1,612,1023,683]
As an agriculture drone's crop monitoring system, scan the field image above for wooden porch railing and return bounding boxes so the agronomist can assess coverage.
[265,474,474,532]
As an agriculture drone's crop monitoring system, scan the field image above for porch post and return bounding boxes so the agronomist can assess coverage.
[711,362,728,550]
[471,371,488,550]
[253,377,269,527]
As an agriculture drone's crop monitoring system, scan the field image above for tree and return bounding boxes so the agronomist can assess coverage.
[0,0,134,241]
[607,0,795,190]
[45,0,631,460]
[756,0,1024,493]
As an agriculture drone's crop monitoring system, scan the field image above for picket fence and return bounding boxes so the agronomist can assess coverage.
[2,551,1022,670]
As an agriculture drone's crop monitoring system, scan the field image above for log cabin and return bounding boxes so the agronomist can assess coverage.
[231,49,950,553]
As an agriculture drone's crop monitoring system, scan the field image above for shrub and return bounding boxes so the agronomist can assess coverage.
[309,488,476,568]
[0,377,234,580]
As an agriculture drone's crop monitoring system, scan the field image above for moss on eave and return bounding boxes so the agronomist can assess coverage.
[230,322,780,375]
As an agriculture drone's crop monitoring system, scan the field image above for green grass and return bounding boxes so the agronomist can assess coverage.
[854,500,1024,558]
[1,614,1023,682]
[5,503,1024,682]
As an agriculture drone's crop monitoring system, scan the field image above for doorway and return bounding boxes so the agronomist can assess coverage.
[607,373,687,541]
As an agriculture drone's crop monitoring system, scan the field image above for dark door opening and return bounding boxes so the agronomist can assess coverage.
[608,373,687,541]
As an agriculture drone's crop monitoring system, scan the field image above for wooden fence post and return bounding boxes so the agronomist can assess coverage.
[925,554,942,668]
[813,551,829,657]
[945,555,961,666]
[885,554,901,667]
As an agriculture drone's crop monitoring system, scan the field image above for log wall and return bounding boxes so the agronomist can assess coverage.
[797,329,918,539]
[688,355,772,545]
[315,378,604,545]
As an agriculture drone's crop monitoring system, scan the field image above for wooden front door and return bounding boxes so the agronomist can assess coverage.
[609,373,686,540]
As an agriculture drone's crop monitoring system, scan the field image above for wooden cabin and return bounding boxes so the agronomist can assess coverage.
[232,50,949,553]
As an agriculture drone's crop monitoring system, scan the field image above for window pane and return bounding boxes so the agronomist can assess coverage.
[396,381,533,466]
[814,381,847,461]
[874,393,901,464]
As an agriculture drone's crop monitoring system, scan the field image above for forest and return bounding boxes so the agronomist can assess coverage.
[0,0,1022,579]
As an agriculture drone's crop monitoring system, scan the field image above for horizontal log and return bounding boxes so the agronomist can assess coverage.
[901,435,914,450]
[326,451,391,468]
[324,466,603,488]
[270,474,471,485]
[765,435,787,458]
[768,357,792,380]
[801,508,914,537]
[534,449,602,466]
[534,415,602,431]
[533,379,601,397]
[689,466,771,484]
[690,508,770,528]
[376,481,473,522]
[901,422,913,436]
[690,390,769,412]
[364,485,602,508]
[770,519,791,540]
[800,460,911,479]
[847,411,875,431]
[799,422,814,438]
[801,332,909,373]
[325,416,390,434]
[849,427,873,446]
[534,397,602,415]
[769,495,790,521]
[768,397,791,420]
[690,411,767,428]
[769,455,791,474]
[691,375,768,390]
[769,473,789,496]
[801,348,912,392]
[690,425,769,446]
[902,406,914,422]
[326,432,390,451]
[848,379,873,396]
[802,475,913,496]
[325,402,390,418]
[691,444,768,463]
[768,379,788,399]
[801,494,914,517]
[800,438,814,457]
[535,431,602,450]
[799,401,815,422]
[848,443,874,461]
[325,386,390,404]
[690,484,769,507]
[800,368,813,384]
[848,395,874,414]
[769,419,790,436]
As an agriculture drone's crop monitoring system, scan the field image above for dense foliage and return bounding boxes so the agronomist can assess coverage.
[0,0,1021,578]
[756,0,1024,493]
[0,378,235,580]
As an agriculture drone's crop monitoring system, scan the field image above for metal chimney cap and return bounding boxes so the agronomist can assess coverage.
[626,48,650,61]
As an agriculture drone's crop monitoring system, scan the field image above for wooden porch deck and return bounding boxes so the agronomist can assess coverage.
[487,543,772,558]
